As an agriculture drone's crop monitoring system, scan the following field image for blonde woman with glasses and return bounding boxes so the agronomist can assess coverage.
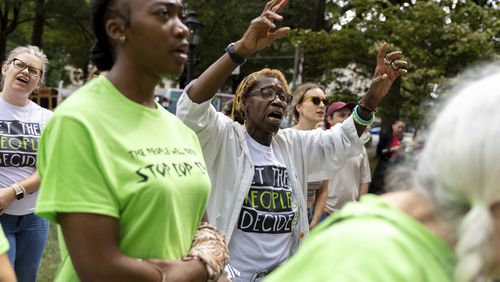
[0,45,52,282]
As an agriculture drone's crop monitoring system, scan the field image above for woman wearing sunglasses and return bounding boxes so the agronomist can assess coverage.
[176,0,407,280]
[0,45,52,282]
[291,83,329,229]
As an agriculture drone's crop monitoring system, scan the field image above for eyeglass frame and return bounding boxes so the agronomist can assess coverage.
[9,58,44,78]
[246,86,293,105]
[302,96,328,106]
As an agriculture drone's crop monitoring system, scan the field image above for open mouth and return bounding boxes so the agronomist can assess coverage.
[267,111,283,122]
[16,76,29,84]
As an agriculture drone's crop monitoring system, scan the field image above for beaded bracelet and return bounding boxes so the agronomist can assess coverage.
[353,105,375,126]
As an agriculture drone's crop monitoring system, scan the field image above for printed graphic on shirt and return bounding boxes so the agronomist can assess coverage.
[237,165,296,234]
[128,146,208,183]
[0,120,42,167]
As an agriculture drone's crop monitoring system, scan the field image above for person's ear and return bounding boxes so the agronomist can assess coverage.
[1,64,8,77]
[295,104,303,115]
[105,17,127,44]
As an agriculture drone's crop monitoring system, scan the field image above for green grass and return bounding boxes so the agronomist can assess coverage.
[38,223,60,282]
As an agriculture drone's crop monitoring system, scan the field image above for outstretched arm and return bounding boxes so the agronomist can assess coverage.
[186,0,290,104]
[354,43,408,136]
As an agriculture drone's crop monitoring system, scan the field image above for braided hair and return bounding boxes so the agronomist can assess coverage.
[232,68,289,124]
[90,0,130,71]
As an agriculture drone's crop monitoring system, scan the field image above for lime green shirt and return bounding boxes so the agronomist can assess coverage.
[0,225,8,255]
[36,76,211,281]
[266,195,455,282]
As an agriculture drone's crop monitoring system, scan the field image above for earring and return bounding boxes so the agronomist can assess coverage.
[119,36,126,44]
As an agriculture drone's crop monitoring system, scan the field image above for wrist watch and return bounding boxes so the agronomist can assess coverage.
[11,184,24,200]
[225,43,246,65]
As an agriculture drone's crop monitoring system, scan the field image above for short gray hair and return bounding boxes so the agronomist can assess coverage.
[2,45,49,84]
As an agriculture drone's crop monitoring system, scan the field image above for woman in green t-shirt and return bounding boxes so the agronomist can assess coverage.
[35,0,229,281]
[0,225,16,282]
[266,65,500,282]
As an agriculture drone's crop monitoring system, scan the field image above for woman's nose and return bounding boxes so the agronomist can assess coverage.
[175,18,190,38]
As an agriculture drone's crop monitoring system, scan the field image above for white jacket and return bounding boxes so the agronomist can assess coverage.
[176,90,369,253]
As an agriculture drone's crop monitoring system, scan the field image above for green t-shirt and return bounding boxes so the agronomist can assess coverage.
[0,225,8,255]
[265,195,455,282]
[36,76,211,281]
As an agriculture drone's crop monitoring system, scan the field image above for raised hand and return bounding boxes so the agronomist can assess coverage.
[235,0,290,57]
[369,42,408,100]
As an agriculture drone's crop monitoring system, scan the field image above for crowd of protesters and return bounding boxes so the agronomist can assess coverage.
[0,0,499,282]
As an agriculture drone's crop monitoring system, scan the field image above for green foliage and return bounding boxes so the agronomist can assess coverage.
[185,0,301,91]
[289,0,499,128]
[4,0,91,87]
[2,0,498,128]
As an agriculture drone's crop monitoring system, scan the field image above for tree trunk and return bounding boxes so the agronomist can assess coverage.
[380,76,402,132]
[31,0,46,48]
[0,33,7,62]
[0,0,23,61]
[312,0,326,31]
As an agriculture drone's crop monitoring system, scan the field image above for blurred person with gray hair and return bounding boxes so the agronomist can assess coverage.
[266,63,500,282]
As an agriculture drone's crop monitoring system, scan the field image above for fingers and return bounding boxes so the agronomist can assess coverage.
[262,10,284,22]
[396,68,408,76]
[272,0,289,13]
[253,10,285,30]
[377,43,408,77]
[391,60,408,71]
[263,0,282,13]
[385,51,403,63]
[372,73,388,84]
[376,42,387,65]
[269,27,291,41]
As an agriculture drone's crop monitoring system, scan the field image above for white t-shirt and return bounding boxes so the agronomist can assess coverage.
[325,146,371,213]
[228,133,298,281]
[0,97,52,215]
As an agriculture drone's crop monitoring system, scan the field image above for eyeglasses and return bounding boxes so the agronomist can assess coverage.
[303,96,328,106]
[247,87,293,105]
[10,58,43,78]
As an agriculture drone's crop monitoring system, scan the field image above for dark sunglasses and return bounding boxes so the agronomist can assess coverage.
[10,58,43,78]
[303,96,328,106]
[247,87,293,105]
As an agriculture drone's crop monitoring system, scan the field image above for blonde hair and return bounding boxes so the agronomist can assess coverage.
[2,45,48,84]
[291,82,325,124]
[232,68,289,123]
[415,62,500,282]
